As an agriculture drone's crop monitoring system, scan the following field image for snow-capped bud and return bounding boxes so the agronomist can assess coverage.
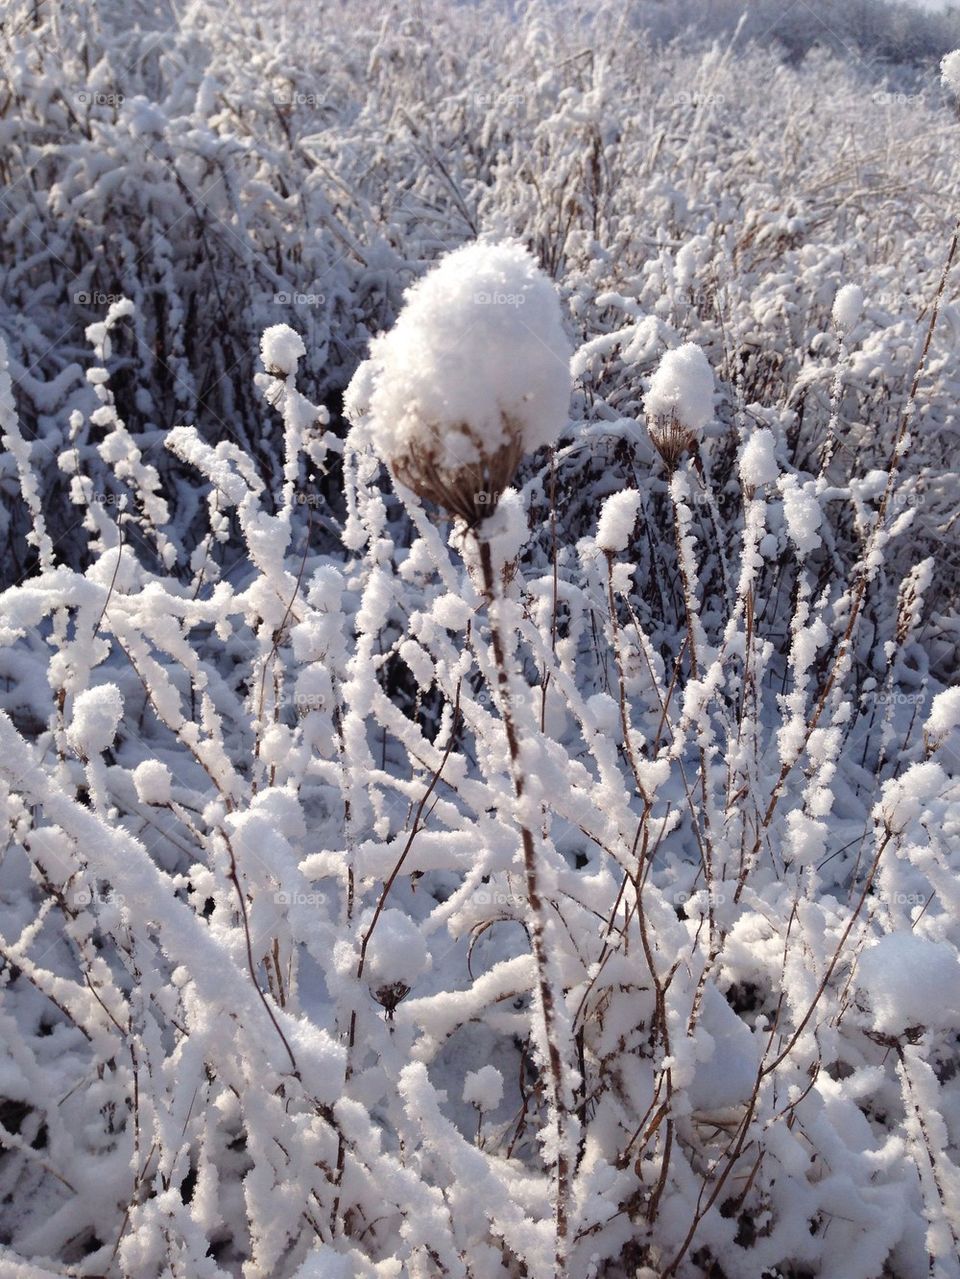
[260,324,306,378]
[644,342,714,469]
[832,283,863,331]
[345,240,572,523]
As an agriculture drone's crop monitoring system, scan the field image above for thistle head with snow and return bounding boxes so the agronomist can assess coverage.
[344,241,572,525]
[644,342,714,471]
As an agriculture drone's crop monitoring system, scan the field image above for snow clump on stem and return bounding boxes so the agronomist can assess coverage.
[644,340,714,469]
[345,240,572,523]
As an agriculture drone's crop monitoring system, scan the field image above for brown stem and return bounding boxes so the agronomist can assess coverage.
[476,532,570,1277]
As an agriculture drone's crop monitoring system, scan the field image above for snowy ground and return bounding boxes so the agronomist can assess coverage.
[1,2,960,1277]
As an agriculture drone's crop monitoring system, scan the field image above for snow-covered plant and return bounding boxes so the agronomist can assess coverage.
[0,4,959,1278]
[350,240,571,524]
[644,342,715,470]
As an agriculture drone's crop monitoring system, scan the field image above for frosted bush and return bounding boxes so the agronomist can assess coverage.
[0,4,959,1278]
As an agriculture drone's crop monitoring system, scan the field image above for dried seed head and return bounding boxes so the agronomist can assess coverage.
[647,411,698,472]
[344,240,572,524]
[644,342,714,470]
[391,414,524,524]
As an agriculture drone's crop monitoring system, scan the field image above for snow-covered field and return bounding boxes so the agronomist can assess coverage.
[1,1,960,1276]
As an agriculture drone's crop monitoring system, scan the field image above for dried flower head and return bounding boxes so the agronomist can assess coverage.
[645,341,714,470]
[345,240,572,523]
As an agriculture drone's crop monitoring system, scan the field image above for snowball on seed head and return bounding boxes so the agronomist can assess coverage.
[132,759,172,805]
[780,475,823,554]
[832,284,863,331]
[68,684,123,757]
[739,428,778,488]
[645,343,714,434]
[857,933,960,1036]
[595,488,642,555]
[363,908,429,989]
[941,49,960,96]
[345,240,572,523]
[645,342,713,467]
[463,1065,504,1112]
[260,324,306,377]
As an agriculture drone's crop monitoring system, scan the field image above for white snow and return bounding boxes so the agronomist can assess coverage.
[941,48,960,95]
[68,684,124,757]
[926,686,960,738]
[363,908,430,989]
[644,342,714,432]
[687,986,762,1115]
[856,934,960,1036]
[463,1064,504,1111]
[832,283,864,330]
[261,324,306,376]
[780,475,823,554]
[594,488,642,554]
[3,13,960,1279]
[132,759,173,805]
[346,240,572,472]
[738,427,779,487]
